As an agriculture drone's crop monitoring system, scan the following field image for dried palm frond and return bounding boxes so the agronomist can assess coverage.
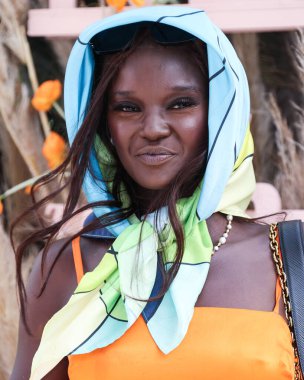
[0,1,50,378]
[0,0,50,178]
[230,33,274,183]
[233,30,304,209]
[0,219,36,380]
[0,224,18,379]
[268,93,304,208]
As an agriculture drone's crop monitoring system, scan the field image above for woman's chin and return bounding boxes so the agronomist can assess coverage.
[133,180,171,192]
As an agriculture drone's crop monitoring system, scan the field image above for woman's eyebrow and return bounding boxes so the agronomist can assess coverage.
[111,86,201,98]
[111,90,134,97]
[170,85,201,93]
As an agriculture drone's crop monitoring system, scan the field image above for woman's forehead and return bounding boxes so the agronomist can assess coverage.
[108,43,206,94]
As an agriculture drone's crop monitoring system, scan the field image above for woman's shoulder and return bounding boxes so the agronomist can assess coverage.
[11,236,113,380]
[26,236,113,332]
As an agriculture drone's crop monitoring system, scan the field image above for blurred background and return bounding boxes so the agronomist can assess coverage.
[1,0,304,378]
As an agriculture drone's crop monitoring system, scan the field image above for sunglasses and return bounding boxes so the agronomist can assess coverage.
[88,21,196,55]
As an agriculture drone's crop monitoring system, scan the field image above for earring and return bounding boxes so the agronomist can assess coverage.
[105,123,114,146]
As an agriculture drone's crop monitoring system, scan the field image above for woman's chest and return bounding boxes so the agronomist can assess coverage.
[196,228,279,312]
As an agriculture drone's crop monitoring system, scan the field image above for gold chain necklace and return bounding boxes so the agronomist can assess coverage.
[269,223,303,380]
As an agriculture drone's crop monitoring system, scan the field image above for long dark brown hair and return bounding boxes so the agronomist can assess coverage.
[11,30,209,327]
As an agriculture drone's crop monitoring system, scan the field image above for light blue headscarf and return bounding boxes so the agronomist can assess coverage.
[64,5,250,235]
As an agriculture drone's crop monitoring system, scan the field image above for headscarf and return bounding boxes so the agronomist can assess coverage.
[30,6,255,379]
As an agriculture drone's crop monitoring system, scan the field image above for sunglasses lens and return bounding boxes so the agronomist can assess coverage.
[90,22,195,54]
[91,24,138,54]
[152,24,195,44]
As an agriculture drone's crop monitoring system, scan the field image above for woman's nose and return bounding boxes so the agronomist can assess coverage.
[139,111,170,141]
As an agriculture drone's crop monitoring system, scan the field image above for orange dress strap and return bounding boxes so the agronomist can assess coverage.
[72,237,84,284]
[273,277,282,314]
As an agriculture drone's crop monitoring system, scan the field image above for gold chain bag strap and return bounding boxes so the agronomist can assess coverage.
[269,223,303,380]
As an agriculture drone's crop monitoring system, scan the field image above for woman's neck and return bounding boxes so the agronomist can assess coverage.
[132,184,163,216]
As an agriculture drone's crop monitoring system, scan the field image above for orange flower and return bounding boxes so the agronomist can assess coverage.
[0,200,3,215]
[42,131,67,169]
[106,0,144,11]
[32,80,62,112]
[106,0,126,11]
[131,0,144,6]
[24,185,32,195]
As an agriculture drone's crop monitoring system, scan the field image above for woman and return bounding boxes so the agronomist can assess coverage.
[11,6,297,380]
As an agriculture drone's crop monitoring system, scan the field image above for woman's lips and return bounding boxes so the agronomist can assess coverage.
[136,153,175,165]
[135,147,177,166]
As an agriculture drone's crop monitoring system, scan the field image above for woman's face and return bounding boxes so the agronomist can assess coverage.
[107,42,208,191]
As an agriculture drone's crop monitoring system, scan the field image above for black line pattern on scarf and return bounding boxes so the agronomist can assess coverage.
[206,90,236,164]
[217,35,223,53]
[108,245,119,265]
[228,61,239,81]
[74,289,96,295]
[165,261,209,266]
[209,58,226,82]
[157,10,204,23]
[69,295,127,355]
[233,153,254,172]
[77,37,89,45]
[99,293,109,314]
[216,35,239,81]
[99,295,128,322]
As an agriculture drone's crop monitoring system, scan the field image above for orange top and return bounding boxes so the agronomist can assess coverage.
[68,237,295,380]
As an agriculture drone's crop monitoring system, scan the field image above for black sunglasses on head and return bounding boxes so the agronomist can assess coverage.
[88,21,196,55]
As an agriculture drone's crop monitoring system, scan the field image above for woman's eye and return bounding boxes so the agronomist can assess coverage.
[170,98,197,110]
[114,103,139,112]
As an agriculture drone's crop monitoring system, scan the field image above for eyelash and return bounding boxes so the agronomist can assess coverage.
[113,97,197,112]
[114,103,139,112]
[169,97,197,109]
